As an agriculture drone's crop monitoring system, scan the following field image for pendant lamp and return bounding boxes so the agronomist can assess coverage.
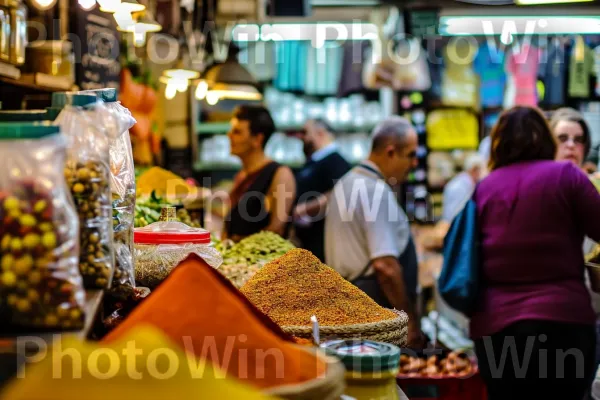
[101,0,145,13]
[196,43,263,103]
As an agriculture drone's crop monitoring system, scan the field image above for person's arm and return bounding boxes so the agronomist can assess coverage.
[371,256,419,330]
[293,192,330,221]
[363,186,421,347]
[265,166,296,236]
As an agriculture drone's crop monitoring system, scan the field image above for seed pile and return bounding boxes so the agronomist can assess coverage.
[240,249,397,326]
[218,263,261,288]
[222,231,295,265]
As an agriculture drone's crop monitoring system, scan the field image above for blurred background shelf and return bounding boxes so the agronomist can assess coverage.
[196,122,379,137]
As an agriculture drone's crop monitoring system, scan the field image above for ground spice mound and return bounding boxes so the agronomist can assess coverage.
[241,249,398,326]
[103,254,325,389]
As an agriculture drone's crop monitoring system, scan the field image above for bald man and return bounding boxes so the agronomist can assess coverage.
[325,116,422,348]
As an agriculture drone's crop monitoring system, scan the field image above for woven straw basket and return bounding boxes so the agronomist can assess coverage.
[266,347,346,400]
[281,309,408,347]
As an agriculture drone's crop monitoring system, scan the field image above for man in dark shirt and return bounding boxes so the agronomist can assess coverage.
[293,119,351,261]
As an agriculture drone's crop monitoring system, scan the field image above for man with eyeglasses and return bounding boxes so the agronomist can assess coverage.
[325,116,423,348]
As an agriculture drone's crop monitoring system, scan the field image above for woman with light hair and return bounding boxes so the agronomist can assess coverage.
[550,107,592,169]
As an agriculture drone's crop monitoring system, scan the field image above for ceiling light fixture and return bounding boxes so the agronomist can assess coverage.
[117,11,161,47]
[160,69,201,100]
[29,0,58,11]
[516,0,593,4]
[195,44,263,102]
[439,15,600,36]
[78,0,96,10]
[100,0,144,13]
[97,0,120,10]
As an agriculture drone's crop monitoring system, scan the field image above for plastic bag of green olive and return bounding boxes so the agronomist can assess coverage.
[54,94,116,290]
[0,124,86,330]
[82,89,137,299]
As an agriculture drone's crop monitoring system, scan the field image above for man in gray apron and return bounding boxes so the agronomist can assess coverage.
[325,116,422,347]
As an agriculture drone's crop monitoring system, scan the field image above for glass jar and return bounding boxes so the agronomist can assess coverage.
[0,0,10,62]
[322,339,402,400]
[133,210,222,288]
[9,0,26,65]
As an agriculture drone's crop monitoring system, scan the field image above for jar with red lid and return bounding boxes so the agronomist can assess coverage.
[133,210,222,288]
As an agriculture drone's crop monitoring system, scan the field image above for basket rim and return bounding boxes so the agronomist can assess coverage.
[280,309,408,332]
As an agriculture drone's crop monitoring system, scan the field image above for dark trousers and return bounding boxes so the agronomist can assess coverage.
[474,320,596,400]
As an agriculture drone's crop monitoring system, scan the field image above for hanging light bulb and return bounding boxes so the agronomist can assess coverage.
[206,91,220,106]
[163,69,200,81]
[133,32,146,47]
[117,11,161,48]
[165,83,177,100]
[195,81,208,100]
[78,0,96,10]
[97,0,120,10]
[113,9,135,30]
[116,0,145,12]
[30,0,58,11]
[174,79,188,93]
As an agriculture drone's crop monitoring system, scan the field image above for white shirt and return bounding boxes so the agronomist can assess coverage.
[325,161,410,281]
[310,142,338,162]
[442,172,475,223]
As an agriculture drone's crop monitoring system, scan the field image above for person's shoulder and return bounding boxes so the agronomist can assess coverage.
[272,164,295,183]
[535,160,584,179]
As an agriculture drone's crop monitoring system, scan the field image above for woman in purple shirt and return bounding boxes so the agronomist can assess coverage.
[472,106,600,400]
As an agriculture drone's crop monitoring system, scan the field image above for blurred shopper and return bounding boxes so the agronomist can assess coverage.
[551,108,600,400]
[551,107,592,169]
[441,154,485,223]
[472,106,600,400]
[325,116,422,347]
[223,105,296,241]
[293,119,351,261]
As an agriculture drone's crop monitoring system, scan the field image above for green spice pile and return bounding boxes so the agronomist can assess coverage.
[221,231,295,265]
[240,249,397,327]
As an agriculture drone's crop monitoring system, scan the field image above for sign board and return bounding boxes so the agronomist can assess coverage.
[71,3,121,90]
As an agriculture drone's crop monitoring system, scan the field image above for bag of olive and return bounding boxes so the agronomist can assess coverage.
[133,218,222,289]
[53,93,116,290]
[80,89,137,299]
[0,123,86,330]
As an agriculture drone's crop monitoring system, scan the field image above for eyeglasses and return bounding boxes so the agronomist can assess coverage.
[557,134,586,146]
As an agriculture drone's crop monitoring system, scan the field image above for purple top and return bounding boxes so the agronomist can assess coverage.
[470,160,600,338]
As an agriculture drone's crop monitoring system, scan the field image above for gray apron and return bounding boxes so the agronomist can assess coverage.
[350,163,419,308]
[351,236,419,309]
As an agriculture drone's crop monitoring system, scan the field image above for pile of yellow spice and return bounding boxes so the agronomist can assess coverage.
[241,249,397,326]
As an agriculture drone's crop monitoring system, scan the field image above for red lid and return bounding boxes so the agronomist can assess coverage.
[134,221,211,245]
